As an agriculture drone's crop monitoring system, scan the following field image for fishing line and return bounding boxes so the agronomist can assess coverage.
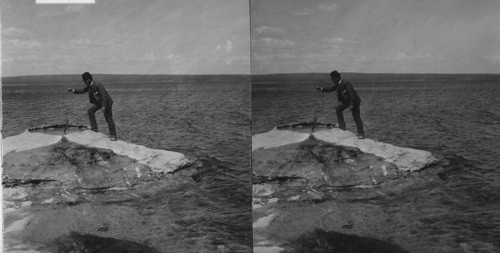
[362,121,370,133]
[54,65,75,134]
[103,110,127,138]
[300,63,314,73]
[299,63,327,125]
[51,63,66,75]
[301,63,370,134]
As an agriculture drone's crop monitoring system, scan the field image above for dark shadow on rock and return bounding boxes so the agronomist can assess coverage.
[2,140,167,191]
[286,229,408,253]
[252,138,403,189]
[45,231,161,253]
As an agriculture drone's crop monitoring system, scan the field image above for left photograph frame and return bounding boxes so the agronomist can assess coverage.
[1,1,252,252]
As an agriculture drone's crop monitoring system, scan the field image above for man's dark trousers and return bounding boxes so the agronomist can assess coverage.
[87,104,116,137]
[335,102,364,135]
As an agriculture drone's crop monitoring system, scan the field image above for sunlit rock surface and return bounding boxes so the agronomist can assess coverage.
[2,132,62,156]
[252,126,441,252]
[3,130,192,173]
[252,130,310,152]
[253,128,437,172]
[2,129,196,252]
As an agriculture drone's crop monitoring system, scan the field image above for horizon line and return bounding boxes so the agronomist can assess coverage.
[251,72,500,75]
[1,73,252,79]
[3,72,500,79]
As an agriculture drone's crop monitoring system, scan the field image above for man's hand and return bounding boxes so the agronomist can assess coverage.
[67,88,74,93]
[102,107,106,112]
[348,106,354,111]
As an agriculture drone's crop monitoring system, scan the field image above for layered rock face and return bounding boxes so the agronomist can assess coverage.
[2,130,195,252]
[252,127,440,253]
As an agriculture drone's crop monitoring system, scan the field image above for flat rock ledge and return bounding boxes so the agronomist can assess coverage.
[3,130,192,173]
[253,128,437,172]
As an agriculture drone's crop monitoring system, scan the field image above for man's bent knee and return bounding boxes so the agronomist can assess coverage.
[87,106,99,115]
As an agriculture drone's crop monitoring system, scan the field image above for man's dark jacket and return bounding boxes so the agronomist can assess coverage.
[74,81,113,108]
[322,80,361,106]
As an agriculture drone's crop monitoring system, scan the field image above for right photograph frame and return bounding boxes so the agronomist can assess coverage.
[250,0,500,252]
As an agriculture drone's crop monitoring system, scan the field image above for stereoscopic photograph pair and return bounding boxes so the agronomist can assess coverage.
[2,1,499,252]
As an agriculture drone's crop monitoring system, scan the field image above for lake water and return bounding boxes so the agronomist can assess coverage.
[2,82,252,252]
[252,77,500,253]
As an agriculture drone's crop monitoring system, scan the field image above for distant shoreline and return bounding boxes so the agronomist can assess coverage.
[2,73,499,85]
[1,74,251,85]
[1,80,251,87]
[250,72,500,83]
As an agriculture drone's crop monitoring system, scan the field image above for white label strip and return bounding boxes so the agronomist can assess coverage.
[36,0,95,4]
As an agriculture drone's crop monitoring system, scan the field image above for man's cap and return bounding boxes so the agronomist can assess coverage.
[82,72,92,80]
[330,70,341,79]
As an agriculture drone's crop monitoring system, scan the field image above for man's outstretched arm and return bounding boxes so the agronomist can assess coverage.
[68,86,89,94]
[316,83,338,92]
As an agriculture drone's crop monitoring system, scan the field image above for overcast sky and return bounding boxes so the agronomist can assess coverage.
[3,1,500,76]
[1,0,250,76]
[251,0,500,74]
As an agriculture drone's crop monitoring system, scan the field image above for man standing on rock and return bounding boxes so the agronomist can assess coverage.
[68,72,117,141]
[316,70,364,139]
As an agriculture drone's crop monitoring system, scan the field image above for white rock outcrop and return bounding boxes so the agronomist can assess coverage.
[2,130,192,173]
[252,130,310,152]
[2,132,62,156]
[253,128,437,172]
